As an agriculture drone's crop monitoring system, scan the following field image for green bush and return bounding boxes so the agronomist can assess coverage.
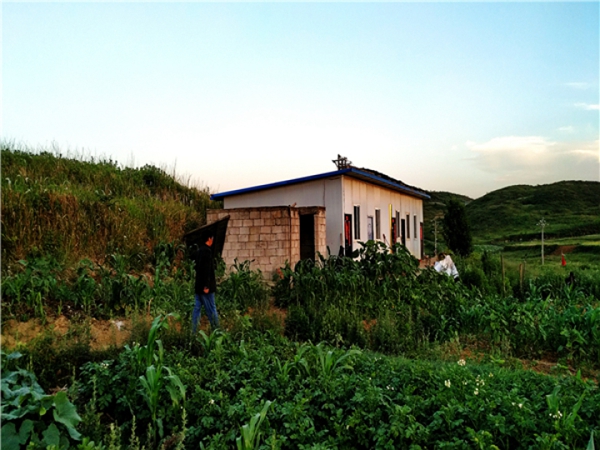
[1,352,83,450]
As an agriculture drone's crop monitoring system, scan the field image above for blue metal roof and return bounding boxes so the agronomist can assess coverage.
[210,167,430,200]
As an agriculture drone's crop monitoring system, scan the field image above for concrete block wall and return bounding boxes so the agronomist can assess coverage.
[314,211,327,256]
[207,206,326,279]
[296,206,327,259]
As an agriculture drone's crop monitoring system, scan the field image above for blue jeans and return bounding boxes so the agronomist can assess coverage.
[192,292,219,333]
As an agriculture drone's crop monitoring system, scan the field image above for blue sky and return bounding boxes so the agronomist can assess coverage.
[2,2,598,198]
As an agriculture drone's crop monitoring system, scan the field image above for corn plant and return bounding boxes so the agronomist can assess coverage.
[236,400,273,450]
[312,343,361,379]
[129,314,187,444]
[273,343,310,382]
[588,431,596,450]
[198,329,225,355]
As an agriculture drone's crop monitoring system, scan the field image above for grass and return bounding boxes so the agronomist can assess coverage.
[1,142,221,271]
[465,181,600,243]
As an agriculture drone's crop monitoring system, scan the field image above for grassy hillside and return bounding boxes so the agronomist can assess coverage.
[465,181,600,243]
[1,143,219,271]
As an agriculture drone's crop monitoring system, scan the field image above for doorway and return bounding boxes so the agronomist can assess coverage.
[300,214,315,260]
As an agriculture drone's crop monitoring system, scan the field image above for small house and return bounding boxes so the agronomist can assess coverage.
[208,157,430,279]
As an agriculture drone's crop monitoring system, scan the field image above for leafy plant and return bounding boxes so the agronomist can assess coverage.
[1,352,82,449]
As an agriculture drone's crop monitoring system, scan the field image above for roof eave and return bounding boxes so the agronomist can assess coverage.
[210,168,351,200]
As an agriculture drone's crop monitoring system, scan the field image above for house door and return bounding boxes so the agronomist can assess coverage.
[401,219,406,246]
[344,214,353,256]
[300,214,315,260]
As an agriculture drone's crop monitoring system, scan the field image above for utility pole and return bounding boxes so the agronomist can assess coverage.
[434,218,438,258]
[538,218,547,265]
[433,214,443,259]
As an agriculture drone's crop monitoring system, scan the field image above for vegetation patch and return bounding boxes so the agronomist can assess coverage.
[2,145,599,449]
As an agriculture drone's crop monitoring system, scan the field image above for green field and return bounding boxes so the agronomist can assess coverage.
[1,144,599,449]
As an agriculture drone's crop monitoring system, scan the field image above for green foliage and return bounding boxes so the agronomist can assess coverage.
[442,199,473,257]
[77,315,186,449]
[218,259,270,313]
[2,245,193,321]
[458,280,600,364]
[423,190,473,254]
[276,241,469,354]
[1,352,82,450]
[167,332,600,449]
[275,243,599,367]
[1,257,60,319]
[129,315,186,444]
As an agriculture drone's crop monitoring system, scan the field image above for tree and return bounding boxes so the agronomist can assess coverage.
[441,199,473,257]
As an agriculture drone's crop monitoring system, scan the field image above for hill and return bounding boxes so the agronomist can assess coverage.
[1,143,219,270]
[465,181,600,243]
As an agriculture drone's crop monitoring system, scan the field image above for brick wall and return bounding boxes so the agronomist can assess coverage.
[207,206,326,279]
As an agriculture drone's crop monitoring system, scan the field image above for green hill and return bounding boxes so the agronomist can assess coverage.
[422,181,600,257]
[465,181,600,243]
[1,143,219,271]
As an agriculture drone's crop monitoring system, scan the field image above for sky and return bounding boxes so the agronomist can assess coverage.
[2,1,599,199]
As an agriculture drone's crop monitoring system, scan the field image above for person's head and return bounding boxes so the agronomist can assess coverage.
[438,252,446,261]
[206,236,214,247]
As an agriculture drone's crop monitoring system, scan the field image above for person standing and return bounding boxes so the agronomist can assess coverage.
[192,235,219,333]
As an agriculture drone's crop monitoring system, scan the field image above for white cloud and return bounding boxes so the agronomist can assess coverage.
[558,126,575,133]
[565,82,591,90]
[467,136,599,184]
[575,103,600,111]
[566,140,600,161]
[468,136,553,168]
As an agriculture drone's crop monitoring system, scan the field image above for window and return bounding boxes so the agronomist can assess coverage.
[406,214,410,239]
[354,205,361,239]
[375,209,381,239]
[414,215,417,240]
[367,216,374,241]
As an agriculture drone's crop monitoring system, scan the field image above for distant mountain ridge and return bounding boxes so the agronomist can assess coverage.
[424,181,600,245]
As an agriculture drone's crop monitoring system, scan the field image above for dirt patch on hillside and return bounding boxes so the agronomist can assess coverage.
[551,245,577,255]
[1,315,133,350]
[0,308,264,352]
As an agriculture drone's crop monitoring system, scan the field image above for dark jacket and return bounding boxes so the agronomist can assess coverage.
[194,244,217,295]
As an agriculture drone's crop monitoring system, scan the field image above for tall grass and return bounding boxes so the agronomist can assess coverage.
[1,142,220,270]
